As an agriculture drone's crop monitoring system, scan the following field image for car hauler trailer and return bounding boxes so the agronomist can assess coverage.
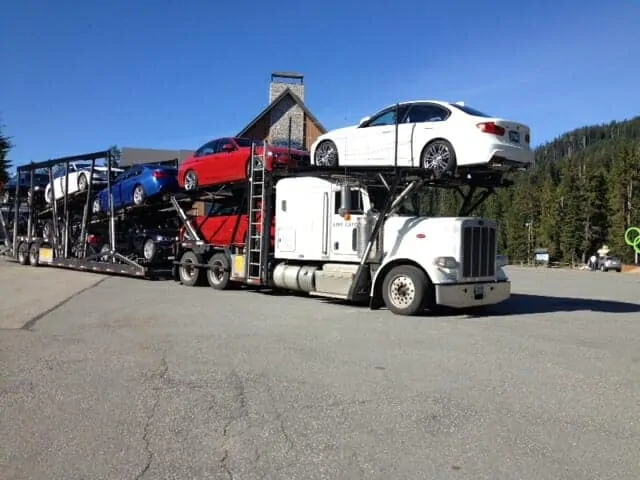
[5,149,179,278]
[173,142,515,316]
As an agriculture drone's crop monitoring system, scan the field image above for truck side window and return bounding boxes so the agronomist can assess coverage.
[281,200,286,212]
[334,190,364,214]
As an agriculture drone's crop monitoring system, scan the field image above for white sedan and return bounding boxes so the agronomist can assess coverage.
[45,161,124,203]
[310,100,534,176]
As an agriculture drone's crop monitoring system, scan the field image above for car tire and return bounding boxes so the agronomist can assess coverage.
[206,252,234,290]
[142,238,156,262]
[381,265,430,316]
[132,184,146,206]
[179,251,202,286]
[421,139,457,178]
[314,140,339,167]
[184,170,198,192]
[77,174,88,192]
[92,197,102,214]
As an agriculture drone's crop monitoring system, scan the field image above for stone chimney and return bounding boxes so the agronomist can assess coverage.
[268,72,305,150]
[269,72,304,103]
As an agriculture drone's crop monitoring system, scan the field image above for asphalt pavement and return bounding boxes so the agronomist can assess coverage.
[1,265,639,479]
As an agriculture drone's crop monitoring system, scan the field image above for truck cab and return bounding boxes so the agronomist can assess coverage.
[271,176,510,314]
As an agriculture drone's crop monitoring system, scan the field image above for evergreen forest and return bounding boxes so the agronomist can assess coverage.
[419,116,640,265]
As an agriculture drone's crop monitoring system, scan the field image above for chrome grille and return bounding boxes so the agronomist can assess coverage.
[462,224,496,278]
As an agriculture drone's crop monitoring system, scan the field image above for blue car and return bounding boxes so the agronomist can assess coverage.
[92,164,179,214]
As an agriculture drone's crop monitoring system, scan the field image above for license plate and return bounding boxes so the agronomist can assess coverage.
[509,130,520,143]
[39,247,53,263]
[473,284,484,296]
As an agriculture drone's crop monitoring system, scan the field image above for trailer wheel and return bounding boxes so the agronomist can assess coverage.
[206,253,232,290]
[179,251,202,286]
[17,242,30,265]
[381,265,429,316]
[28,243,39,266]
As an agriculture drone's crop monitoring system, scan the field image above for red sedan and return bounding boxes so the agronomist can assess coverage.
[178,137,310,191]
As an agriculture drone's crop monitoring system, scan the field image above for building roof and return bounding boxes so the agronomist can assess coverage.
[236,87,327,138]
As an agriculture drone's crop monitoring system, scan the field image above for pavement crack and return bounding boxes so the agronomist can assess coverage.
[135,352,168,480]
[219,371,248,480]
[21,277,109,331]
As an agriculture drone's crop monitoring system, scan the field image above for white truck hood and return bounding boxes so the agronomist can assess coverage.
[381,215,464,260]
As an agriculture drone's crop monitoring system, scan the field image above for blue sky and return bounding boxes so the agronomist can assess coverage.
[1,0,639,167]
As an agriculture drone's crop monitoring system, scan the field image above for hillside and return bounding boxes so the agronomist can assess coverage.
[420,116,640,264]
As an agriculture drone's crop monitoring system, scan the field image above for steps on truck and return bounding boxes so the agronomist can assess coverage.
[310,263,360,299]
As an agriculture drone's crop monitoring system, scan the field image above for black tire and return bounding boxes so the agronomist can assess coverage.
[28,243,39,266]
[381,265,430,316]
[77,173,88,192]
[179,251,202,287]
[421,139,457,178]
[206,252,232,290]
[17,242,30,265]
[600,264,607,272]
[132,184,146,206]
[183,170,198,192]
[314,140,339,167]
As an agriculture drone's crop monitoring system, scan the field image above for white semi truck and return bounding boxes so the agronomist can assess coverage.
[174,157,511,316]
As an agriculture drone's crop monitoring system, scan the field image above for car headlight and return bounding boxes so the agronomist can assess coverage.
[267,151,281,159]
[155,235,167,242]
[433,256,458,269]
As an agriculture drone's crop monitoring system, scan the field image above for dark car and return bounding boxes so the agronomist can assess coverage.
[1,171,50,204]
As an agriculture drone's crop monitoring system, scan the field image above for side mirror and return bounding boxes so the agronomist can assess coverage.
[358,116,370,126]
[222,143,235,152]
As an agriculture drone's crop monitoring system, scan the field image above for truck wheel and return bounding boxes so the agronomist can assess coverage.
[179,251,202,286]
[381,265,429,316]
[17,242,30,265]
[28,243,39,266]
[207,252,231,290]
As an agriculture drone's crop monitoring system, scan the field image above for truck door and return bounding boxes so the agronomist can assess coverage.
[330,188,364,261]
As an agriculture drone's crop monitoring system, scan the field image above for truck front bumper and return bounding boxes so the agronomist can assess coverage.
[434,280,510,309]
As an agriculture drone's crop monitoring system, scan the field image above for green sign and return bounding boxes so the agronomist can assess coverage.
[625,227,640,254]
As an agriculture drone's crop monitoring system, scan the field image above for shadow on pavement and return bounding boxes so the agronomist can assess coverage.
[477,293,640,317]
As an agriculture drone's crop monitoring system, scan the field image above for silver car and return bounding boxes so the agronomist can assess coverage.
[599,256,622,272]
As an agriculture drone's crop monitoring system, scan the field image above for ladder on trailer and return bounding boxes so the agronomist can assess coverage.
[245,142,271,285]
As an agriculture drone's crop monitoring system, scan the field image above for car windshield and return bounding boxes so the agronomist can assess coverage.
[449,104,492,118]
[234,138,264,148]
[72,162,93,170]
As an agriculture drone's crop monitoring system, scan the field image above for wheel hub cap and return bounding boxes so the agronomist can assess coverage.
[389,275,416,307]
[424,144,450,171]
[317,144,337,166]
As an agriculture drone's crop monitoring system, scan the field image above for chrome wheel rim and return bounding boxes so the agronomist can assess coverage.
[181,259,196,279]
[143,240,155,260]
[133,187,144,204]
[184,172,197,191]
[209,260,225,284]
[423,143,450,172]
[388,275,416,308]
[315,142,338,166]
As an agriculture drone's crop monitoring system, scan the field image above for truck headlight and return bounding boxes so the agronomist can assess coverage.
[433,256,458,269]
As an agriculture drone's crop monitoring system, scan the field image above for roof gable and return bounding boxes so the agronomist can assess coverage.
[236,87,327,137]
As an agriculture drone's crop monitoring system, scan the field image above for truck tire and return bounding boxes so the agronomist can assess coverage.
[381,265,429,316]
[28,243,39,266]
[179,251,202,287]
[17,242,30,266]
[206,252,232,290]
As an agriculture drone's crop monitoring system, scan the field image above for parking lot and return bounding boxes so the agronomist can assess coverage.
[1,262,639,480]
